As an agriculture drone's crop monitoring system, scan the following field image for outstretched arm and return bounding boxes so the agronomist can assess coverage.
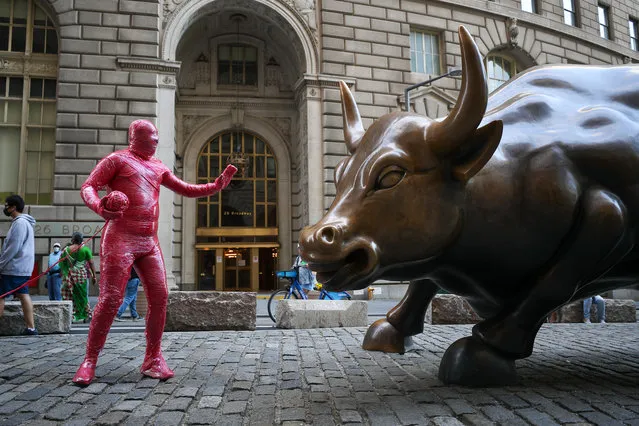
[80,156,122,220]
[162,164,237,197]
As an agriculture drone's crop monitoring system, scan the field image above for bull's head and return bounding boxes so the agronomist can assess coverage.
[300,26,504,291]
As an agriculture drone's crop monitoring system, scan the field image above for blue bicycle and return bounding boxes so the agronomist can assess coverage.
[268,268,352,322]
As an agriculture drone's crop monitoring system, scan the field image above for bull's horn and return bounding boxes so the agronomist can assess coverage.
[427,26,488,158]
[339,81,365,154]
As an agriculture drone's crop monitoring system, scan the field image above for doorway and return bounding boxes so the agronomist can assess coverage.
[196,246,279,291]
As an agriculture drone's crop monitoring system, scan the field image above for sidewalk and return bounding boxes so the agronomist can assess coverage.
[0,323,638,425]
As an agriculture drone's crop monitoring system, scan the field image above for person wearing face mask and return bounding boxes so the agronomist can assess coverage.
[46,242,63,301]
[72,119,237,386]
[0,195,38,335]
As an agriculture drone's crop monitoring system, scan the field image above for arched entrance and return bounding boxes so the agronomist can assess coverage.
[195,129,280,291]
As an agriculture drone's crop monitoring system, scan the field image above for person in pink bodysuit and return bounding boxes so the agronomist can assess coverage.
[73,119,237,386]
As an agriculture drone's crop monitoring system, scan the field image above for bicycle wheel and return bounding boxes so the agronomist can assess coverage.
[267,289,298,323]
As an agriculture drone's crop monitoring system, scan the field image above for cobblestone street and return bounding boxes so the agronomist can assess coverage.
[0,323,638,425]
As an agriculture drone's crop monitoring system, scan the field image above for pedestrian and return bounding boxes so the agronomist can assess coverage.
[60,232,96,323]
[0,195,38,335]
[583,295,606,324]
[72,119,236,386]
[293,253,314,295]
[115,268,143,321]
[46,242,63,301]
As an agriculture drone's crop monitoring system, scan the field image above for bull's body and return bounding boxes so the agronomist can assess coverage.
[439,64,639,317]
[300,26,639,386]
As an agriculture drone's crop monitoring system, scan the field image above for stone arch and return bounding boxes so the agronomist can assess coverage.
[162,0,318,75]
[487,44,538,69]
[180,114,293,285]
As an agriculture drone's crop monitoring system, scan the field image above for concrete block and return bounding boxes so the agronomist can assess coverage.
[27,205,74,221]
[83,25,118,41]
[324,49,355,64]
[80,84,116,99]
[164,291,256,331]
[356,53,387,68]
[78,113,115,128]
[58,11,78,25]
[344,15,371,29]
[56,113,78,127]
[53,189,86,204]
[119,0,159,15]
[130,43,159,57]
[60,25,81,39]
[129,72,157,86]
[345,40,371,54]
[0,301,72,335]
[60,38,100,54]
[322,11,344,25]
[276,300,368,329]
[323,0,353,13]
[371,18,401,33]
[58,68,100,83]
[52,0,74,13]
[102,13,131,27]
[101,41,130,56]
[75,0,118,11]
[57,98,99,113]
[54,175,76,189]
[322,24,354,39]
[115,114,155,129]
[79,11,101,25]
[131,15,158,29]
[55,159,96,174]
[116,86,156,102]
[129,101,156,115]
[345,65,372,79]
[100,70,130,85]
[55,142,77,157]
[77,144,115,158]
[322,63,345,75]
[323,36,345,50]
[58,53,81,68]
[99,100,129,114]
[98,129,128,143]
[354,4,385,19]
[354,28,387,43]
[372,43,403,58]
[118,28,158,43]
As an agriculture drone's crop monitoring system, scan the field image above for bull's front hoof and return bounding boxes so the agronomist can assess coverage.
[438,336,518,387]
[362,318,412,354]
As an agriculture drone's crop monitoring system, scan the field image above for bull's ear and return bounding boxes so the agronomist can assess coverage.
[339,81,365,154]
[451,120,503,182]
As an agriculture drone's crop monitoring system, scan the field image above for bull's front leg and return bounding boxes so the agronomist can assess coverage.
[362,279,438,354]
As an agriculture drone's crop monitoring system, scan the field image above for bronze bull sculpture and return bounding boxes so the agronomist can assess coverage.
[299,25,639,386]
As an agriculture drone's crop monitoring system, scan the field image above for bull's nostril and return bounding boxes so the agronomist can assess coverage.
[320,226,337,244]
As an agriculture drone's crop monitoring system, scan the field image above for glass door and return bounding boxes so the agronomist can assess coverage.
[223,248,251,291]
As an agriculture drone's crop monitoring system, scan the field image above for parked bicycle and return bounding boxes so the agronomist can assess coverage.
[268,268,352,323]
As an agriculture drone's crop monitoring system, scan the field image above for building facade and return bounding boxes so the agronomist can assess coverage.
[1,0,638,294]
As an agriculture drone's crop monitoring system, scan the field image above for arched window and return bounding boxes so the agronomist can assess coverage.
[0,0,58,205]
[485,53,519,93]
[197,131,277,229]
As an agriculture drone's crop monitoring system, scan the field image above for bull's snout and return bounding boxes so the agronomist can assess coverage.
[300,223,344,255]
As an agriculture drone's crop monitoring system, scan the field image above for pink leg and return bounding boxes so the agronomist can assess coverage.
[73,252,133,386]
[135,244,173,380]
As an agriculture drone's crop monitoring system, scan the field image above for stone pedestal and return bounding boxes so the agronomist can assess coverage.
[0,301,72,335]
[425,294,483,324]
[164,291,256,331]
[555,298,636,323]
[276,300,368,329]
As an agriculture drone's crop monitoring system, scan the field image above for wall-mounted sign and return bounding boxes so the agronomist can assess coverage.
[253,256,258,263]
[216,256,222,263]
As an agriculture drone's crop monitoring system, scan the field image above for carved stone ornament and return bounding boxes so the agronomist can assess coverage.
[506,17,519,46]
[183,114,211,142]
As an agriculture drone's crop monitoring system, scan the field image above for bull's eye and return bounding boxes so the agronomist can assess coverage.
[375,166,405,191]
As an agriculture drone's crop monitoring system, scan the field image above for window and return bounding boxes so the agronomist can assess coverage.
[0,0,58,205]
[410,30,441,75]
[217,45,258,86]
[521,0,537,13]
[486,54,519,93]
[197,131,277,229]
[563,0,577,26]
[598,4,611,39]
[630,18,638,51]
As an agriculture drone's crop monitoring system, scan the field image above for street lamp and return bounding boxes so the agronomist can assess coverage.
[403,68,463,112]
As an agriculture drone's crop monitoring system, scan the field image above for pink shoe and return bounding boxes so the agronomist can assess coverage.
[72,360,96,386]
[141,355,174,380]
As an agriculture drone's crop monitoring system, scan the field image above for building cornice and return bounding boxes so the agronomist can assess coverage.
[116,57,182,74]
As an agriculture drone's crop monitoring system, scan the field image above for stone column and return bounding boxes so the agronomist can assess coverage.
[156,74,178,290]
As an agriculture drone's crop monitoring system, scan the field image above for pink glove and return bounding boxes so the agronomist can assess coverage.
[209,164,238,193]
